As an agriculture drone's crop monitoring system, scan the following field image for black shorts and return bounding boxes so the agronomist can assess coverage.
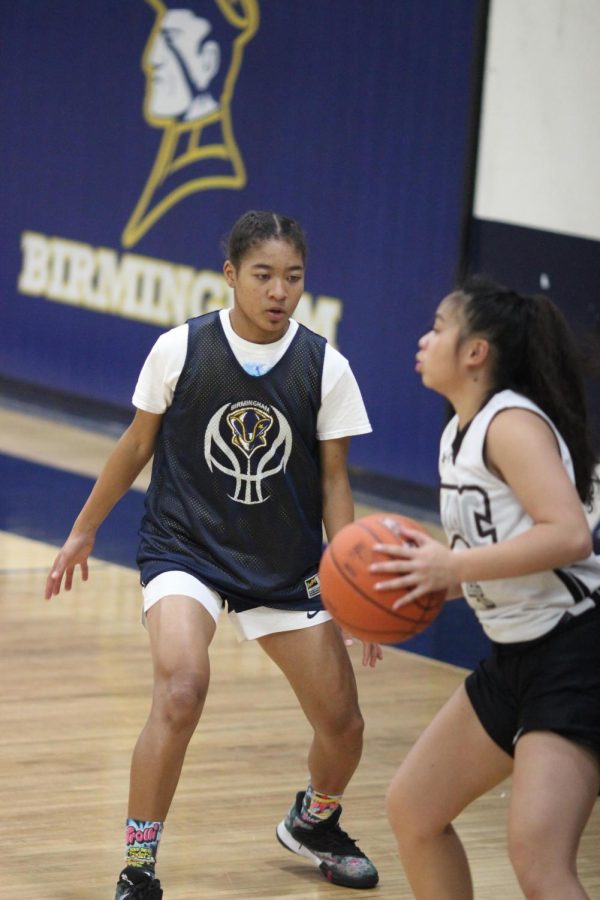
[465,606,600,758]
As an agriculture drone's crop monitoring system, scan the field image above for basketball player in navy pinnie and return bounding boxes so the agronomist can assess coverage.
[45,211,380,898]
[370,277,600,899]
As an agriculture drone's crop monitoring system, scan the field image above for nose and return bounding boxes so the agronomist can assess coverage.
[148,34,167,67]
[269,278,287,301]
[418,332,429,348]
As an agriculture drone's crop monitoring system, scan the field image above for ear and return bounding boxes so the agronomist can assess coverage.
[223,260,236,287]
[195,41,221,89]
[465,338,490,370]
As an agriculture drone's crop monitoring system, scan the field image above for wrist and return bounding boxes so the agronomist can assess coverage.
[71,519,98,539]
[450,548,466,585]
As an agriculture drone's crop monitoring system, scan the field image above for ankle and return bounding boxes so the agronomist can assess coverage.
[300,785,343,824]
[124,818,164,870]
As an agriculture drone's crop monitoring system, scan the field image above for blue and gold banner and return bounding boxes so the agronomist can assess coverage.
[1,0,479,487]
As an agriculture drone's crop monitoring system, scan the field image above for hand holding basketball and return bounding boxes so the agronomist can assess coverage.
[318,513,447,645]
[369,521,457,607]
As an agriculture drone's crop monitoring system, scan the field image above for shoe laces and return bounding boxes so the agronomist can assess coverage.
[118,869,162,899]
[123,883,162,899]
[297,810,366,858]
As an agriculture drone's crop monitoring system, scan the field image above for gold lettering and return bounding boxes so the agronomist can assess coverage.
[296,294,343,347]
[17,231,342,344]
[18,231,50,296]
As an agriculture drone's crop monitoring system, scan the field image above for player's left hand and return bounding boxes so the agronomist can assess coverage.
[369,524,457,607]
[361,640,384,667]
[342,631,383,667]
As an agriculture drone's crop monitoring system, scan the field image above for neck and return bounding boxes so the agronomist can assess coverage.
[183,94,219,122]
[447,380,494,428]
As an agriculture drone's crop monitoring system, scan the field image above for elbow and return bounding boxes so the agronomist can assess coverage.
[567,529,593,562]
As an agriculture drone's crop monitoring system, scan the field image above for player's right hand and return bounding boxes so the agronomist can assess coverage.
[44,531,95,600]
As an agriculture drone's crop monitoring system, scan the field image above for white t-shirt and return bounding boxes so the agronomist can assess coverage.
[133,309,372,440]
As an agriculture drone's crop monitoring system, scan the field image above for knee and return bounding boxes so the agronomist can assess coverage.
[154,671,209,733]
[385,772,449,846]
[384,779,403,836]
[508,831,560,899]
[346,707,365,741]
[318,704,364,753]
[385,777,416,841]
[337,706,364,747]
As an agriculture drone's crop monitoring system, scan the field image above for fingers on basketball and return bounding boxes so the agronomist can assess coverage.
[319,513,445,644]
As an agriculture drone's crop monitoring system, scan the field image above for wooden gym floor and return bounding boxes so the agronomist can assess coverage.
[0,402,599,899]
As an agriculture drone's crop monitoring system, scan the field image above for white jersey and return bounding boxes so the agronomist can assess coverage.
[440,389,600,643]
[133,309,372,440]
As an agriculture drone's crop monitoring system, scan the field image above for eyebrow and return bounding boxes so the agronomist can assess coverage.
[250,263,304,272]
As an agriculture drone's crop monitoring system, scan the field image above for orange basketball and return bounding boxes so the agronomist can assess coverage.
[318,513,445,644]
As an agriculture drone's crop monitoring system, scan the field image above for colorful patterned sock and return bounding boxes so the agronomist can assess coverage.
[124,818,164,870]
[300,784,343,824]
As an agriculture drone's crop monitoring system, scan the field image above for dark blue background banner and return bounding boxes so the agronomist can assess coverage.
[1,1,479,488]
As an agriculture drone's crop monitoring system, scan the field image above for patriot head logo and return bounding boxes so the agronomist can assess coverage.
[204,401,292,504]
[122,0,260,248]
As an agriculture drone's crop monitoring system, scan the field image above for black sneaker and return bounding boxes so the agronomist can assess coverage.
[276,791,379,889]
[115,865,163,899]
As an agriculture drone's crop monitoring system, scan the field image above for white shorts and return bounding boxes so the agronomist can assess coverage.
[142,570,332,642]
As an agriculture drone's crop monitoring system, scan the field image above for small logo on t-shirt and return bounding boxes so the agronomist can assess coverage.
[304,574,320,599]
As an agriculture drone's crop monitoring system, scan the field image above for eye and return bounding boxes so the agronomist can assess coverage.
[288,275,302,284]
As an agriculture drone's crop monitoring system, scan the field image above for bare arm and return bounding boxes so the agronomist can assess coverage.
[454,409,591,578]
[44,409,163,599]
[320,437,383,667]
[370,409,592,604]
[320,437,354,542]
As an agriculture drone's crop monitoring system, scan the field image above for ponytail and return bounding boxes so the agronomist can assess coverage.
[457,275,598,505]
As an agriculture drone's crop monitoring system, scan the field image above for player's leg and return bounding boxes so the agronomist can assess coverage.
[116,583,220,899]
[260,619,378,888]
[129,594,217,818]
[386,683,512,900]
[259,619,363,792]
[506,604,600,897]
[508,731,600,899]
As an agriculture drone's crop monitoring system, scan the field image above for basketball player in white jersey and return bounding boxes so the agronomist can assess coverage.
[45,211,380,898]
[371,276,600,899]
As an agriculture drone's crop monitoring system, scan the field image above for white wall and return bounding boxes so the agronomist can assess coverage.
[474,0,600,241]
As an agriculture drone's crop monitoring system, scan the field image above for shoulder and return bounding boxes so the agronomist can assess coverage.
[295,319,327,341]
[479,389,543,420]
[151,323,188,357]
[484,391,558,444]
[293,324,346,385]
[138,324,188,387]
[487,406,559,448]
[486,406,563,477]
[324,342,349,374]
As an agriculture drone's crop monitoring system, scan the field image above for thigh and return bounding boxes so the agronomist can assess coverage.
[509,731,600,857]
[389,683,513,832]
[146,595,217,679]
[258,620,360,727]
[518,609,600,754]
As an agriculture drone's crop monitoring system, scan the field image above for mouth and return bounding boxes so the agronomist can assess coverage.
[265,308,287,323]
